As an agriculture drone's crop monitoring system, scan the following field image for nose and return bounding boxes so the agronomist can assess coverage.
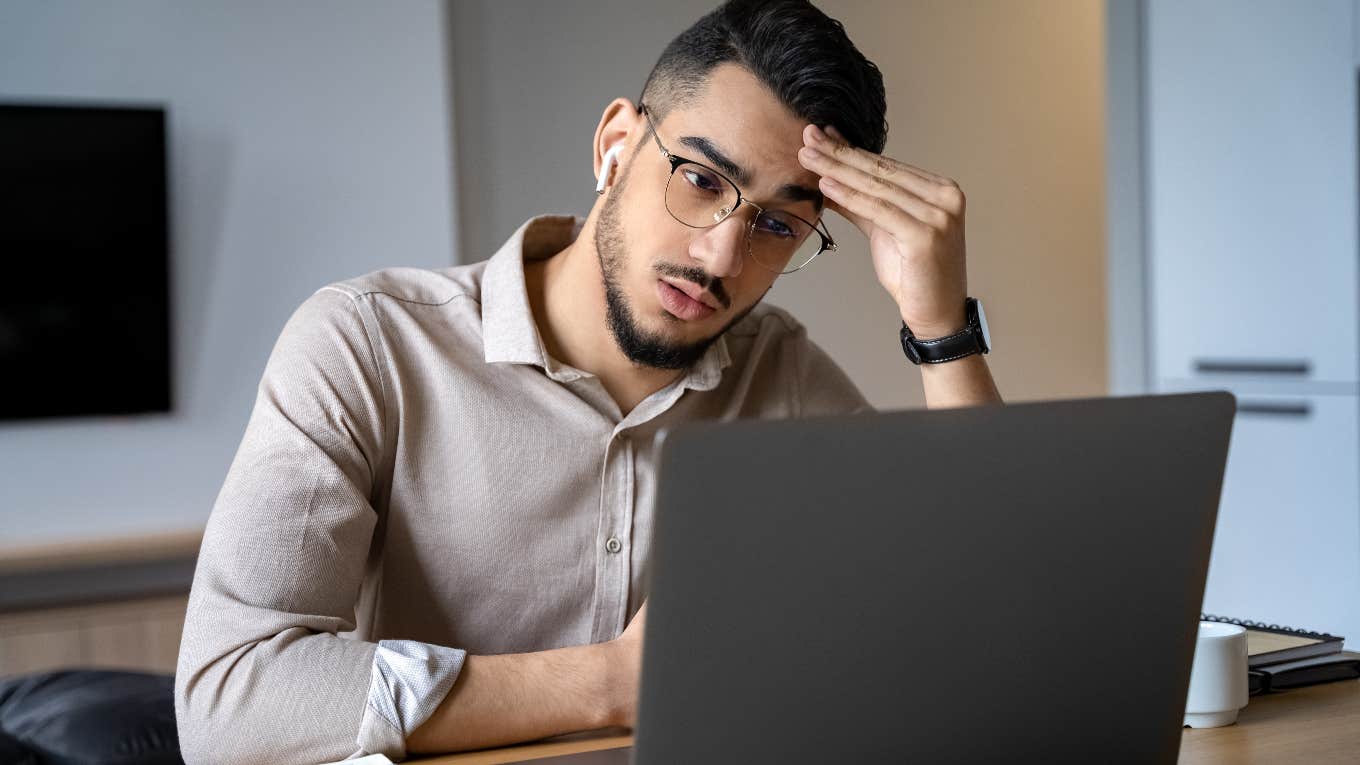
[688,212,749,280]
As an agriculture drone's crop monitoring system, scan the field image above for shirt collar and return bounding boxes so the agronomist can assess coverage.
[481,214,731,392]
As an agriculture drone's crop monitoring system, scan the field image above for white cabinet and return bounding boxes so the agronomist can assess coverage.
[1146,0,1358,384]
[1186,390,1360,640]
[1143,0,1360,641]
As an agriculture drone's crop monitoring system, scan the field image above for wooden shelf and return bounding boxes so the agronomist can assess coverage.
[0,528,203,575]
[0,530,203,675]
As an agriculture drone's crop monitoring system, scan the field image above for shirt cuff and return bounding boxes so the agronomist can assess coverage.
[355,639,468,760]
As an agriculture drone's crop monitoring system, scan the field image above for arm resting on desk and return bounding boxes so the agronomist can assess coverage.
[176,290,463,764]
[408,601,644,754]
[406,642,619,753]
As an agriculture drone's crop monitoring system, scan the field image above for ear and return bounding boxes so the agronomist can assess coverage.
[593,97,643,190]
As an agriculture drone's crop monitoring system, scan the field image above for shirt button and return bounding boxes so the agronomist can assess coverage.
[605,537,623,554]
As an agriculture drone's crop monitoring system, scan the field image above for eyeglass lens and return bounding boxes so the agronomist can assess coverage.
[664,160,824,273]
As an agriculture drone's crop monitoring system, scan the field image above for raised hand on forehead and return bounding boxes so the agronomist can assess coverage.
[797,123,969,339]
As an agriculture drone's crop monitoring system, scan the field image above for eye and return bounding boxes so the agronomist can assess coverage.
[754,213,798,238]
[681,167,722,194]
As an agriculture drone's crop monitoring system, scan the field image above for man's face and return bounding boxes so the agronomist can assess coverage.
[595,63,826,370]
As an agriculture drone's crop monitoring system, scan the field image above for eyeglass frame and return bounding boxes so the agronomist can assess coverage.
[636,103,837,275]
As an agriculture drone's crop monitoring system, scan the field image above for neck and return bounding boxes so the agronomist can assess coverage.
[523,212,685,416]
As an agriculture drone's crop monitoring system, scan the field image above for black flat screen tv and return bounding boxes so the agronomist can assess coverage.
[0,103,171,421]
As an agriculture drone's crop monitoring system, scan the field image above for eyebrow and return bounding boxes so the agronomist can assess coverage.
[678,134,824,212]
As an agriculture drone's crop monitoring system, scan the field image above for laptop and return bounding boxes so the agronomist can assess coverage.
[518,392,1235,764]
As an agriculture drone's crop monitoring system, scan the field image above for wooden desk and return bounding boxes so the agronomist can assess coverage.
[1178,679,1360,763]
[414,732,632,765]
[413,680,1360,764]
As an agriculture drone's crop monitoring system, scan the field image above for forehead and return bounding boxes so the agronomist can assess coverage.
[661,63,819,195]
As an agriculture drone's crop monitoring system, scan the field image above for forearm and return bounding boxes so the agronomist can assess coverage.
[919,353,1002,409]
[176,609,393,764]
[406,640,624,754]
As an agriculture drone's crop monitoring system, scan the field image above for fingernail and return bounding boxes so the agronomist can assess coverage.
[809,124,827,141]
[825,125,843,142]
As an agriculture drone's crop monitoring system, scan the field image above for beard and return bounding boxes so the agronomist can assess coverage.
[594,161,762,370]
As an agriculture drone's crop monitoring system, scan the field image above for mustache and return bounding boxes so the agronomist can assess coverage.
[653,261,732,310]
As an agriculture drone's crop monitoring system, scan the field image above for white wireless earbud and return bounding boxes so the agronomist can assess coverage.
[595,144,625,194]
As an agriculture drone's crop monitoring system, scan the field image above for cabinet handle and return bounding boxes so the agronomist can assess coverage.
[1193,359,1311,375]
[1237,401,1312,418]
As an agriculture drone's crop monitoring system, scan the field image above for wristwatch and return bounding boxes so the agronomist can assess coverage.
[899,297,992,365]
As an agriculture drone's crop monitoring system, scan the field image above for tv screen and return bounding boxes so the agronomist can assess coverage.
[0,103,171,421]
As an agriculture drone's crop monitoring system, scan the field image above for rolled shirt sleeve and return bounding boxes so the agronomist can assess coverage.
[174,287,465,764]
[367,640,467,748]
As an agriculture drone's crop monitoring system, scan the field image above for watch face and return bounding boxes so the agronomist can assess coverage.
[975,299,992,352]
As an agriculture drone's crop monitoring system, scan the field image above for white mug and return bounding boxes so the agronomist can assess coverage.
[1183,621,1249,728]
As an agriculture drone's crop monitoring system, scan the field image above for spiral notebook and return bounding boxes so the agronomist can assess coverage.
[1201,613,1345,668]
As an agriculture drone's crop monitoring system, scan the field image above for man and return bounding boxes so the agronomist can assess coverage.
[174,1,1002,762]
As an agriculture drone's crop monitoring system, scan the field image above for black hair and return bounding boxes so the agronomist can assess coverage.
[639,0,888,154]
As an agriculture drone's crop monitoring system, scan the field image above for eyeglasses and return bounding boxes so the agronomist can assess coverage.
[638,103,836,275]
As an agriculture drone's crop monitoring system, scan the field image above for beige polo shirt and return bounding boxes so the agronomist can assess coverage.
[174,215,873,764]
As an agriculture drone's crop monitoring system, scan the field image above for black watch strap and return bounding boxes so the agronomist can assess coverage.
[899,298,989,365]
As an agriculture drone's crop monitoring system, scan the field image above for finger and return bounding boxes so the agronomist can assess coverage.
[823,124,945,186]
[822,195,865,230]
[818,174,934,245]
[807,123,945,202]
[809,125,964,215]
[800,144,951,232]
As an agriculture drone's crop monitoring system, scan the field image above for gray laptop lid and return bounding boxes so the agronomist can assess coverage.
[633,392,1235,764]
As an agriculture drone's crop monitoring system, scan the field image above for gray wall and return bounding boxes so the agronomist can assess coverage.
[450,0,714,259]
[450,0,1110,410]
[0,0,456,547]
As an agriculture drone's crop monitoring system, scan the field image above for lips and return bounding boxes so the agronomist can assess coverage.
[660,278,720,310]
[656,279,716,321]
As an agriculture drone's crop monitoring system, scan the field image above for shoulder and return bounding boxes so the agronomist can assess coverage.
[726,301,808,343]
[716,301,812,387]
[723,301,874,416]
[318,262,487,309]
[270,262,485,375]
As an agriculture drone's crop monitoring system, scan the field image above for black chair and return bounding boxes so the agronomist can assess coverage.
[0,670,184,765]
